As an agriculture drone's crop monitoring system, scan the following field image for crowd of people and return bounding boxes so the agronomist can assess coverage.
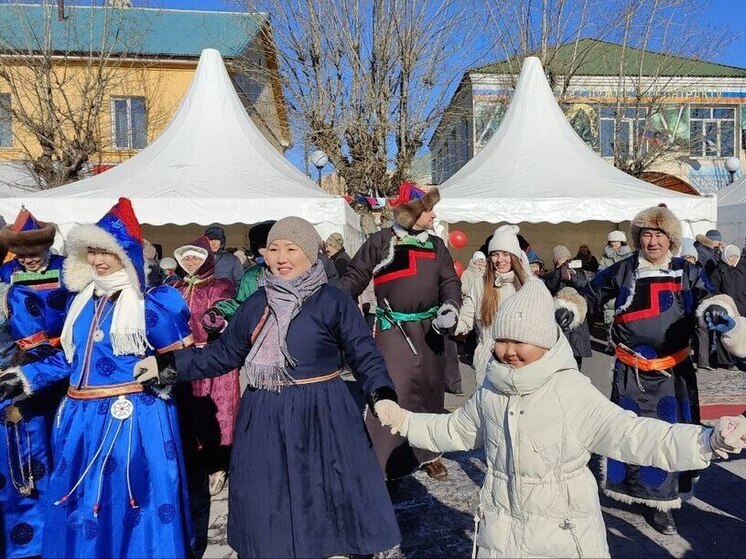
[0,186,743,558]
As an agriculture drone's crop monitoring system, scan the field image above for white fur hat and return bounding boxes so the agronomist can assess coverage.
[608,230,627,243]
[488,225,521,257]
[493,279,557,349]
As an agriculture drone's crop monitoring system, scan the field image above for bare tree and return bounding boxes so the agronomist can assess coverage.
[484,0,734,177]
[236,0,487,198]
[0,1,169,188]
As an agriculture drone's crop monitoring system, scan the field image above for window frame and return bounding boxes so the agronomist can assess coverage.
[110,96,148,150]
[689,105,736,158]
[0,93,12,149]
[597,105,648,159]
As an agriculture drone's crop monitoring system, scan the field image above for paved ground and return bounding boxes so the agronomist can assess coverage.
[202,335,746,558]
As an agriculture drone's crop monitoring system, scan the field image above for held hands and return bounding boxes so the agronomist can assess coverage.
[710,416,746,459]
[202,307,226,334]
[705,305,737,334]
[432,303,458,335]
[374,400,410,435]
[133,355,177,387]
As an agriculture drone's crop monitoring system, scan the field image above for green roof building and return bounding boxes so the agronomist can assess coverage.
[431,38,746,194]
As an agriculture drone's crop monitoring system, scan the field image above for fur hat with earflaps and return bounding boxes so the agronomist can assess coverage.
[0,208,56,255]
[630,203,682,255]
[391,182,440,230]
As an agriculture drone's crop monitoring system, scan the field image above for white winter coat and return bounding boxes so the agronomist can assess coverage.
[403,332,711,558]
[461,262,486,297]
[456,274,521,386]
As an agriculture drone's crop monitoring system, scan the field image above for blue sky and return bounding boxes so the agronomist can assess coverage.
[698,1,746,68]
[136,0,746,176]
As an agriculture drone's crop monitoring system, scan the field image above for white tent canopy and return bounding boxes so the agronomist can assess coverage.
[717,174,746,246]
[0,49,359,239]
[436,57,716,233]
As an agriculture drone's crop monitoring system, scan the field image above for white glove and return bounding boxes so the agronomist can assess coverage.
[374,400,410,435]
[723,415,746,449]
[133,355,159,383]
[710,416,746,459]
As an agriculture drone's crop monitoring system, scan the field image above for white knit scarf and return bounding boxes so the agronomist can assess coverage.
[61,269,150,362]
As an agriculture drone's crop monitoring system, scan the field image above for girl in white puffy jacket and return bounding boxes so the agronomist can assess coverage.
[379,280,744,558]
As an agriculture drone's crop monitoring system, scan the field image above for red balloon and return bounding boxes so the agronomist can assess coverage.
[453,261,465,277]
[449,229,468,249]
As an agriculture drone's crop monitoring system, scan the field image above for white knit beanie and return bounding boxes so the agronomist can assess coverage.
[608,230,627,243]
[488,225,522,257]
[493,279,557,349]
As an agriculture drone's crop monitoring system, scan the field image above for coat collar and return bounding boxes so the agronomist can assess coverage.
[484,328,577,396]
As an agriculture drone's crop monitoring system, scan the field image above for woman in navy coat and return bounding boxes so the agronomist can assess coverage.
[137,217,401,558]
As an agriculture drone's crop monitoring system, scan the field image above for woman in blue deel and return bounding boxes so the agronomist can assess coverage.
[0,198,194,558]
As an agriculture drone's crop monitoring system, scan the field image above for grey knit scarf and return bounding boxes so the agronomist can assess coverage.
[243,260,327,391]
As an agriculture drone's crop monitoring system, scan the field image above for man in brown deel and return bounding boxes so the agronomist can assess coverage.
[338,183,462,487]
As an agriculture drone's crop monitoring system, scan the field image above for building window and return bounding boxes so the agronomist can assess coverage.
[0,94,11,148]
[598,106,647,158]
[689,106,735,157]
[112,97,147,149]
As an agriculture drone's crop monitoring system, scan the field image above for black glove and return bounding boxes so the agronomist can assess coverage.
[0,368,26,403]
[555,307,574,333]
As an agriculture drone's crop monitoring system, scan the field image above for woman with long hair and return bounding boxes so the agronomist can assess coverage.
[456,225,529,386]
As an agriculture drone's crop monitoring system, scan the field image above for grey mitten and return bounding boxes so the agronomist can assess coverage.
[432,302,458,335]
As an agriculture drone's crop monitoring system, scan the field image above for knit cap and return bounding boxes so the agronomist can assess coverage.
[470,251,486,264]
[680,238,697,259]
[552,245,572,263]
[706,229,722,242]
[488,225,522,257]
[607,230,627,243]
[325,232,344,251]
[267,217,322,265]
[493,280,557,349]
[159,257,177,271]
[723,244,740,265]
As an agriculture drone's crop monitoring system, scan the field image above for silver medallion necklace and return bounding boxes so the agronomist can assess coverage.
[93,296,116,343]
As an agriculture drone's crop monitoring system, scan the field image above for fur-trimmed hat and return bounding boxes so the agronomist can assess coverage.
[174,235,214,277]
[391,183,440,230]
[0,208,56,255]
[630,204,682,255]
[607,230,627,243]
[63,198,146,293]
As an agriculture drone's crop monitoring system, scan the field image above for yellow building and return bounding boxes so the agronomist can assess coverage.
[0,4,289,186]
